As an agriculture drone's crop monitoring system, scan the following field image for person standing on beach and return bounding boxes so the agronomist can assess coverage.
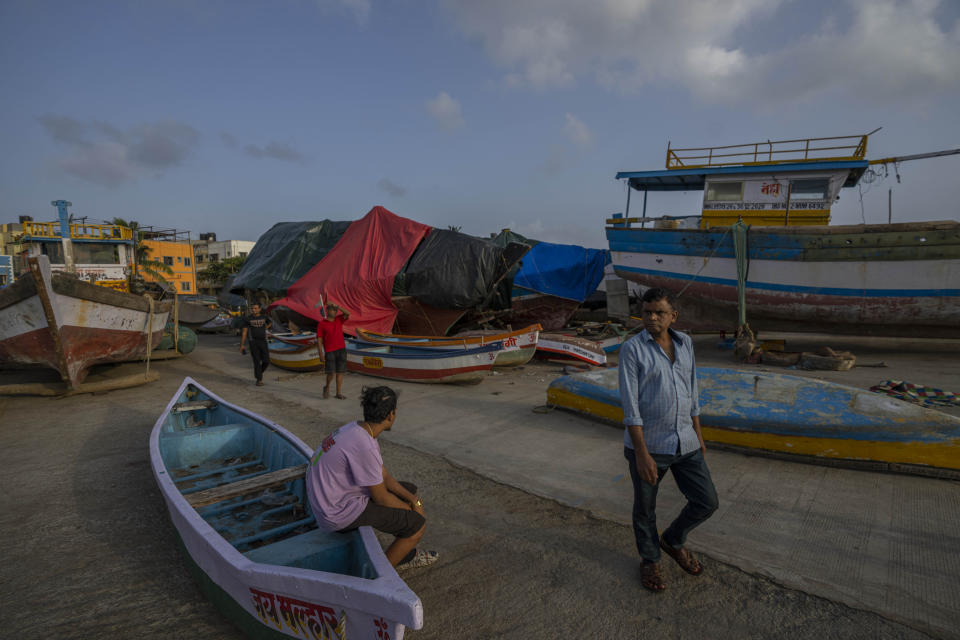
[316,301,350,399]
[240,302,272,386]
[618,287,718,592]
[306,385,439,569]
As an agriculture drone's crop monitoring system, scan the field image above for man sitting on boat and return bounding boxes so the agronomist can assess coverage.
[619,287,719,592]
[316,301,350,399]
[306,385,439,570]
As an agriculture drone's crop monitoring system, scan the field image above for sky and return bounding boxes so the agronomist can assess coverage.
[1,0,958,249]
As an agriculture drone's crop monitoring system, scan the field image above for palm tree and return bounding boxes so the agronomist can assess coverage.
[109,217,174,286]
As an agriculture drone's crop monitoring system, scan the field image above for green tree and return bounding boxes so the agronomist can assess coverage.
[199,255,246,285]
[109,217,174,286]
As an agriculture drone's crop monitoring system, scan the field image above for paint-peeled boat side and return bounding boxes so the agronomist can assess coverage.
[150,377,423,639]
[607,223,960,337]
[0,257,170,386]
[547,366,960,470]
[268,341,324,371]
[345,340,500,384]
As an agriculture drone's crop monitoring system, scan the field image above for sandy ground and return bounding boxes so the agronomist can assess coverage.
[1,333,950,639]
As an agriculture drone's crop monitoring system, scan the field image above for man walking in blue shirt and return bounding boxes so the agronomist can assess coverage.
[619,287,718,592]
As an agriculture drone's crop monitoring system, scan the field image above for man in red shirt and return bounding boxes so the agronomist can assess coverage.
[317,301,350,399]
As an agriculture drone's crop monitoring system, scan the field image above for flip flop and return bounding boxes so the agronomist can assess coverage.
[660,538,703,576]
[641,562,665,592]
[323,388,330,399]
[335,394,347,400]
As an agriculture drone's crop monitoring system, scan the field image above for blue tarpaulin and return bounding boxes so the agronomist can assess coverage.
[513,241,608,302]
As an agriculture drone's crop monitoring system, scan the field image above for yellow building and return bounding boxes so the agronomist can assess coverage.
[141,238,198,294]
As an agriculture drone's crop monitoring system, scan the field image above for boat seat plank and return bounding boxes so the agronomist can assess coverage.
[172,400,218,413]
[186,464,307,508]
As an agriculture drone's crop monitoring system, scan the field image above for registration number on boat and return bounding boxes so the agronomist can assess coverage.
[362,356,383,369]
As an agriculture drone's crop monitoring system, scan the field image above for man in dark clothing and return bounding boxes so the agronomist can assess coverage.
[316,301,350,399]
[240,303,272,386]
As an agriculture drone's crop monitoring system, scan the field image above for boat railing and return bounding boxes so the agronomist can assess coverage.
[665,134,870,169]
[21,221,134,241]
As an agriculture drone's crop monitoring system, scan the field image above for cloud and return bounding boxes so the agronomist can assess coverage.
[441,0,960,104]
[377,178,408,197]
[37,115,200,187]
[426,91,465,131]
[220,131,237,148]
[563,113,593,147]
[243,141,308,164]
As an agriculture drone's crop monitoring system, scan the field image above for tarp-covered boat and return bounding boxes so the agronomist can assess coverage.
[547,366,960,471]
[0,256,171,388]
[151,377,423,639]
[345,338,500,384]
[356,324,541,368]
[493,230,608,331]
[230,220,352,295]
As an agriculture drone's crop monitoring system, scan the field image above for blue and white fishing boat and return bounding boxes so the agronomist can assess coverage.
[609,133,960,338]
[547,367,960,472]
[150,377,423,639]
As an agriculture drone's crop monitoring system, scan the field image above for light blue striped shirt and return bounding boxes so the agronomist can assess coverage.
[619,328,701,455]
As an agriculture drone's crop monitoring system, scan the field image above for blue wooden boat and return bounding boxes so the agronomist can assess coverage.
[150,377,423,639]
[345,338,501,384]
[547,367,960,471]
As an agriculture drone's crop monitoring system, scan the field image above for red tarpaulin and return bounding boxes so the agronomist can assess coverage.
[269,206,432,335]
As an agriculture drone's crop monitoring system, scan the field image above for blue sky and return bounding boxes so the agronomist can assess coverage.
[2,0,958,249]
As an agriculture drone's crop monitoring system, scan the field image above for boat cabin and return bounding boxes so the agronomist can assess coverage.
[614,134,871,228]
[17,201,134,290]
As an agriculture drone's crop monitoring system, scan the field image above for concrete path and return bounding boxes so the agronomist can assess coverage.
[190,333,960,638]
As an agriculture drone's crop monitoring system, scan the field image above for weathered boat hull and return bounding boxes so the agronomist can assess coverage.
[607,221,960,337]
[0,257,170,388]
[357,324,541,368]
[547,366,960,470]
[346,339,500,384]
[536,334,607,366]
[505,292,580,332]
[150,377,422,639]
[268,341,324,372]
[268,331,317,347]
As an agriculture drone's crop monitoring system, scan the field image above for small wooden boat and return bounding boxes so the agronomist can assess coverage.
[268,331,317,347]
[150,377,423,639]
[268,340,324,372]
[356,324,541,368]
[0,256,171,389]
[176,300,221,329]
[536,333,607,367]
[547,367,960,471]
[345,339,500,384]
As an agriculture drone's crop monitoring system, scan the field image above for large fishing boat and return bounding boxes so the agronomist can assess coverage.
[608,134,960,337]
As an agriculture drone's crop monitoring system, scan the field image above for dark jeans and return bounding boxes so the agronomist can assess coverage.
[624,446,719,563]
[249,339,269,381]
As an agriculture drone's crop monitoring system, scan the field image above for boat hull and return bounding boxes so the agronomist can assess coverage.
[357,324,541,368]
[607,221,960,337]
[505,292,580,332]
[346,340,499,384]
[0,257,170,387]
[150,377,422,639]
[536,334,607,366]
[547,366,960,470]
[268,341,324,372]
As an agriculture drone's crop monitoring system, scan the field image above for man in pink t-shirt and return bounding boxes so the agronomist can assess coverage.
[306,386,439,570]
[316,301,350,400]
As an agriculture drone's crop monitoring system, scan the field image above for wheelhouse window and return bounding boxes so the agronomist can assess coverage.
[705,181,743,201]
[790,179,830,200]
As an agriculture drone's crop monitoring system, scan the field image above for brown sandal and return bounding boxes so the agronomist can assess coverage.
[660,539,703,575]
[641,562,665,592]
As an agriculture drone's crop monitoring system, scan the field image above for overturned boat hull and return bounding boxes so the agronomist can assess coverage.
[547,366,960,471]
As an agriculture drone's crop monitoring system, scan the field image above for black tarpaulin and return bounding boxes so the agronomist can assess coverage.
[393,229,529,310]
[229,220,352,294]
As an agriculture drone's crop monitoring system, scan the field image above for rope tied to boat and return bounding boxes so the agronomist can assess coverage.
[675,224,734,300]
[144,294,154,378]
